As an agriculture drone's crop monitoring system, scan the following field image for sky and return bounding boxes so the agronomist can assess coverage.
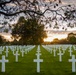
[41,0,76,32]
[44,0,76,42]
[0,0,76,31]
[62,0,76,5]
[47,0,76,4]
[0,0,76,42]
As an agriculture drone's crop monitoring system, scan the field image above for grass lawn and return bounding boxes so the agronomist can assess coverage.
[0,45,76,75]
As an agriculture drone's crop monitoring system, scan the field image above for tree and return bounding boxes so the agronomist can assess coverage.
[0,35,4,45]
[52,38,59,44]
[0,0,62,16]
[0,0,76,30]
[0,2,75,27]
[4,28,8,33]
[67,33,76,44]
[12,16,47,45]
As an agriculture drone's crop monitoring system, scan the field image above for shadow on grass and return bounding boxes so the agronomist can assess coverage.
[0,72,9,75]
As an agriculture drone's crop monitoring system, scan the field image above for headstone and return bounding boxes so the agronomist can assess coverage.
[62,49,66,54]
[5,49,9,57]
[14,51,20,62]
[37,50,41,54]
[34,47,43,73]
[12,49,15,55]
[25,50,27,54]
[69,55,76,72]
[53,48,56,57]
[37,45,40,51]
[0,55,9,72]
[36,53,41,59]
[59,46,61,52]
[17,46,19,50]
[21,50,25,57]
[73,45,76,50]
[0,46,3,54]
[34,57,43,73]
[58,51,63,62]
[0,50,2,54]
[50,49,52,54]
[36,45,41,53]
[68,46,73,56]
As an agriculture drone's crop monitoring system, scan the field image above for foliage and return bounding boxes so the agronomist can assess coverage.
[12,16,47,45]
[49,38,68,44]
[67,33,76,44]
[48,32,76,44]
[4,29,8,33]
[0,35,5,45]
[0,0,61,16]
[69,36,76,44]
[0,0,76,30]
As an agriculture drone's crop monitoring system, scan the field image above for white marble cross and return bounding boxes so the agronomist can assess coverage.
[0,47,3,54]
[25,50,27,54]
[58,51,63,62]
[50,49,52,54]
[69,55,76,72]
[12,49,15,55]
[14,51,20,62]
[5,49,9,57]
[73,45,76,50]
[36,53,41,59]
[62,49,66,54]
[37,45,40,51]
[68,46,73,56]
[34,56,43,73]
[53,48,56,57]
[21,50,25,57]
[0,55,9,72]
[59,47,61,52]
[37,46,41,53]
[37,50,41,54]
[0,50,3,54]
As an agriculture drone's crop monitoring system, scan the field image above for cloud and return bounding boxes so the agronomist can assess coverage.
[62,0,76,5]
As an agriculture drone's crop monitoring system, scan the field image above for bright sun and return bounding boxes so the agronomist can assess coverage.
[0,33,14,42]
[44,34,68,42]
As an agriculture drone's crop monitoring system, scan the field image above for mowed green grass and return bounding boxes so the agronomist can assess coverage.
[0,45,76,75]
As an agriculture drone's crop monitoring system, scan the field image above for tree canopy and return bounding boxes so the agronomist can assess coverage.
[67,33,76,44]
[12,16,47,45]
[0,0,76,31]
[0,0,62,16]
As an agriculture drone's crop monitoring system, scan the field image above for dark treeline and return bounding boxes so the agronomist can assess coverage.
[44,32,76,45]
[0,32,76,45]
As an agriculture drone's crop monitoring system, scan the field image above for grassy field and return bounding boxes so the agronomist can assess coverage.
[0,45,76,75]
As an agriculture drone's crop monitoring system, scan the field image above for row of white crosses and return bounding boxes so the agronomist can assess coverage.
[0,45,35,55]
[0,45,76,73]
[42,45,76,72]
[0,45,35,72]
[33,45,43,73]
[14,45,35,62]
[42,44,73,57]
